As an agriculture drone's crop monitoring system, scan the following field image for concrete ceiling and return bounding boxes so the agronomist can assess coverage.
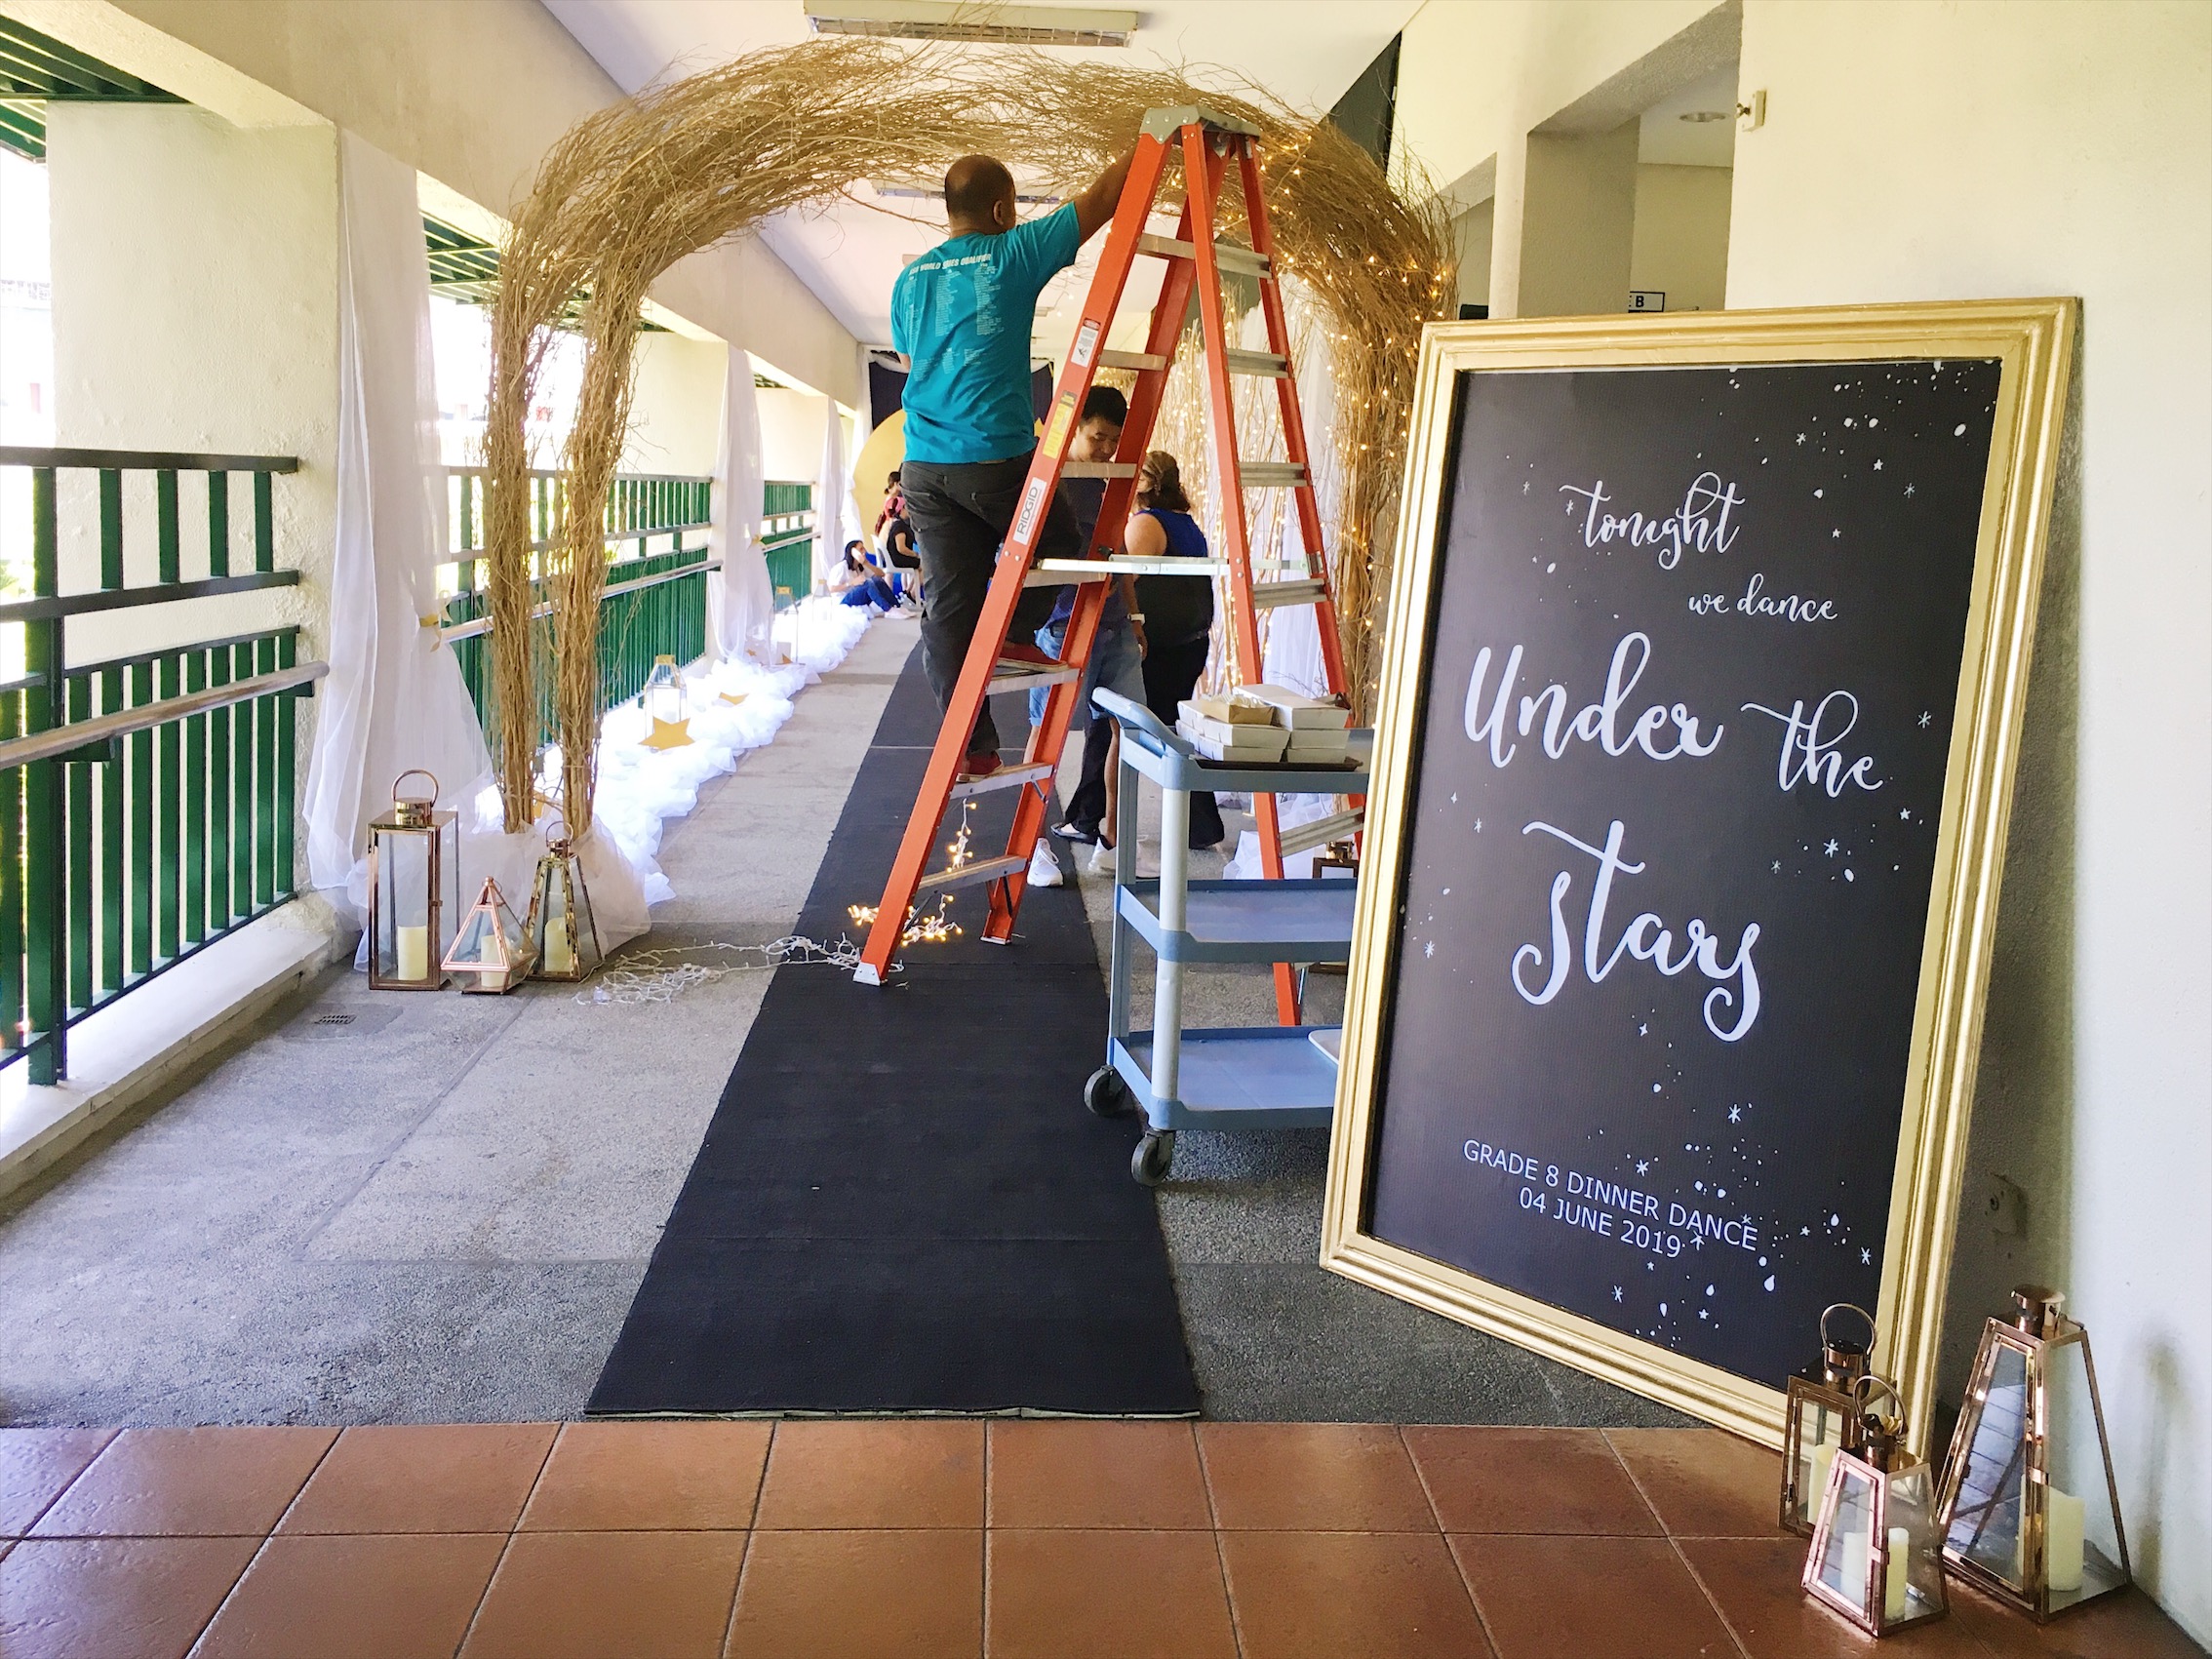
[542,0,1420,354]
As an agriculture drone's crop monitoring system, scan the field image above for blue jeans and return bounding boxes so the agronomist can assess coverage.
[1028,617,1145,727]
[841,576,895,610]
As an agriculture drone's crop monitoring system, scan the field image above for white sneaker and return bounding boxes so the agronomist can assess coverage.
[1087,841,1115,874]
[1027,842,1064,889]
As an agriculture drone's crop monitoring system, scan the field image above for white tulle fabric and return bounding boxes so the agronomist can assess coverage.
[706,346,776,663]
[305,131,492,910]
[813,402,858,585]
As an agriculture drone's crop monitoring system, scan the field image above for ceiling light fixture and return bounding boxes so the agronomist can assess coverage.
[1678,109,1732,123]
[804,1,1137,47]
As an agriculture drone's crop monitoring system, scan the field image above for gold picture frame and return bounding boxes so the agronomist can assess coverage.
[1320,299,2076,1451]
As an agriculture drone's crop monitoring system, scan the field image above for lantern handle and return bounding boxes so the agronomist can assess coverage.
[542,809,571,846]
[392,768,440,807]
[1851,1372,1905,1430]
[1820,1302,1876,1354]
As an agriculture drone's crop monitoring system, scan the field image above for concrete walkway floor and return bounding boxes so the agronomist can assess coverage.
[5,617,1665,1428]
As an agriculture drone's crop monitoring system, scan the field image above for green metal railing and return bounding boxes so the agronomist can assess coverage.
[763,481,815,611]
[438,468,714,742]
[0,446,324,1083]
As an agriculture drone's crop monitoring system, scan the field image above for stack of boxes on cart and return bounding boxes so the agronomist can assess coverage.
[1175,685,1353,765]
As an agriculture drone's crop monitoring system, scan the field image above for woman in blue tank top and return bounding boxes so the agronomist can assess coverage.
[1123,452,1224,849]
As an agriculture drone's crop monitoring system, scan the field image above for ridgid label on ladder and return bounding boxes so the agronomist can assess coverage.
[1012,477,1050,545]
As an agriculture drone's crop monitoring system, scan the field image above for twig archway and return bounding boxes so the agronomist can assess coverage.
[484,38,1452,832]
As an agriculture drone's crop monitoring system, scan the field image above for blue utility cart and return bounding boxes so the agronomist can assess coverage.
[1087,691,1368,1185]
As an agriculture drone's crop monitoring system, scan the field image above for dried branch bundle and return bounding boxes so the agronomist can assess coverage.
[485,38,1451,829]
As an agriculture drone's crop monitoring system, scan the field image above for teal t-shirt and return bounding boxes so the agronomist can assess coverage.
[891,203,1081,465]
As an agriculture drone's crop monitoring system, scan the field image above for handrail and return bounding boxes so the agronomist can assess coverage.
[439,555,722,644]
[0,445,299,473]
[438,464,710,486]
[0,570,299,624]
[0,661,327,771]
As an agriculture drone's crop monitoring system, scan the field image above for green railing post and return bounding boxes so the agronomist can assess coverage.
[206,646,231,931]
[276,630,296,898]
[206,470,229,577]
[182,650,206,950]
[129,660,153,980]
[99,667,124,998]
[230,641,253,913]
[157,652,180,964]
[156,470,179,583]
[25,467,65,1083]
[254,472,274,574]
[0,689,20,1060]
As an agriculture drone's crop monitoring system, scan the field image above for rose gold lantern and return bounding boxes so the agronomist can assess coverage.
[1782,1302,1876,1534]
[1935,1285,2130,1620]
[443,876,537,994]
[1803,1375,1950,1638]
[366,770,458,991]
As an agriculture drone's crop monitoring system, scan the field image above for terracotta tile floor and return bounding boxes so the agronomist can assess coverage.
[0,1421,2197,1659]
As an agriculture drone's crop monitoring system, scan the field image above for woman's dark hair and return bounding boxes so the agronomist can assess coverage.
[888,467,901,485]
[844,539,865,572]
[1136,450,1191,513]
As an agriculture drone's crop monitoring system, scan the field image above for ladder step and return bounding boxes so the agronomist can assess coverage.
[1251,577,1328,610]
[1029,557,1229,583]
[1277,807,1365,859]
[1214,348,1288,377]
[987,660,1081,695]
[1099,350,1169,372]
[917,853,1027,893]
[1137,233,1272,278]
[1238,461,1309,488]
[950,763,1052,801]
[1061,461,1140,479]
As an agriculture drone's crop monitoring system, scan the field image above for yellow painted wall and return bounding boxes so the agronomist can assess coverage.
[755,388,828,486]
[621,333,726,480]
[1630,163,1730,311]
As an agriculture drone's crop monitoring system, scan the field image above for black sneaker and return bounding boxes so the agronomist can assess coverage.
[1051,820,1099,845]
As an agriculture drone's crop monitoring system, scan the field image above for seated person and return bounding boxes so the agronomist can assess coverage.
[1126,450,1223,849]
[834,539,897,612]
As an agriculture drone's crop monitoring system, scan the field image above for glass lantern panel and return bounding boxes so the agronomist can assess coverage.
[1813,1462,1878,1621]
[2041,1336,2127,1607]
[1884,1464,1944,1628]
[538,866,578,974]
[451,903,513,968]
[376,832,435,981]
[1947,1341,2030,1585]
[1793,1396,1851,1529]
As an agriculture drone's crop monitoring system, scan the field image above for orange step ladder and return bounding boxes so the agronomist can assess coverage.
[853,105,1354,1019]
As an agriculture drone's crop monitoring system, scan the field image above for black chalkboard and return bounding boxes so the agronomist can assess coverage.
[1363,359,2002,1391]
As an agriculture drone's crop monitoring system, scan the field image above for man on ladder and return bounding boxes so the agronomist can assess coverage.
[892,144,1135,780]
[859,106,1356,1011]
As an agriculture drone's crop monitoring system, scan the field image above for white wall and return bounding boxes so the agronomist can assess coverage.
[1451,198,1493,311]
[755,387,827,485]
[620,332,725,480]
[12,0,862,406]
[1630,162,1730,311]
[1727,3,2212,1634]
[46,101,336,665]
[1395,0,2212,1633]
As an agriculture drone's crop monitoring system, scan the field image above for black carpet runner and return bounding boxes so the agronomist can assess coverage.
[589,642,1200,1416]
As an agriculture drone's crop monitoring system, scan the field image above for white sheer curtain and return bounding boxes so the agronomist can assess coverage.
[813,400,856,585]
[302,130,490,907]
[706,345,774,662]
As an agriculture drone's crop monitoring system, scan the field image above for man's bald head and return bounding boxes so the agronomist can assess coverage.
[944,155,1017,234]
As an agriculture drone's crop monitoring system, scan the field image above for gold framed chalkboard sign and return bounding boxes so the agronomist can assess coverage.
[1320,300,2075,1449]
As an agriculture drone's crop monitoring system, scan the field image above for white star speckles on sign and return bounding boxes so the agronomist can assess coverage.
[1900,809,1912,821]
[1905,483,1916,497]
[1424,941,1434,958]
[1473,820,1481,834]
[1862,1247,1874,1265]
[1918,711,1933,729]
[1831,529,1842,539]
[1874,458,1883,470]
[1636,1160,1651,1175]
[1772,861,1782,873]
[1612,1286,1623,1303]
[1639,1023,1648,1037]
[1728,1105,1742,1124]
[1521,481,1530,494]
[1824,839,1840,856]
[1796,433,1807,445]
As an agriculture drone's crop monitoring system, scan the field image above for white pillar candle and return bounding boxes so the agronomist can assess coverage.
[2046,1487,2085,1593]
[1885,1525,1912,1619]
[1806,1442,1837,1524]
[396,924,429,982]
[1838,1523,1870,1610]
[544,924,574,974]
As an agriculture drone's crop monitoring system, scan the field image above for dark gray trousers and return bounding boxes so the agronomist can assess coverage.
[900,453,1077,755]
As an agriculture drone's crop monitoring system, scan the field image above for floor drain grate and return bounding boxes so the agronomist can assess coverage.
[310,1013,356,1027]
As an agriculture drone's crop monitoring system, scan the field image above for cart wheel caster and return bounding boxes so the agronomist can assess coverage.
[1132,1131,1175,1186]
[1085,1066,1133,1118]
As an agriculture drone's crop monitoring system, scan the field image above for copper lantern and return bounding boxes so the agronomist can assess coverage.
[443,876,537,994]
[1803,1375,1950,1638]
[1935,1285,2130,1620]
[1782,1302,1876,1534]
[366,770,458,991]
[526,817,603,982]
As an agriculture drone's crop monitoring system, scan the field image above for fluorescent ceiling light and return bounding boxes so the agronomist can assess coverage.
[804,1,1137,48]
